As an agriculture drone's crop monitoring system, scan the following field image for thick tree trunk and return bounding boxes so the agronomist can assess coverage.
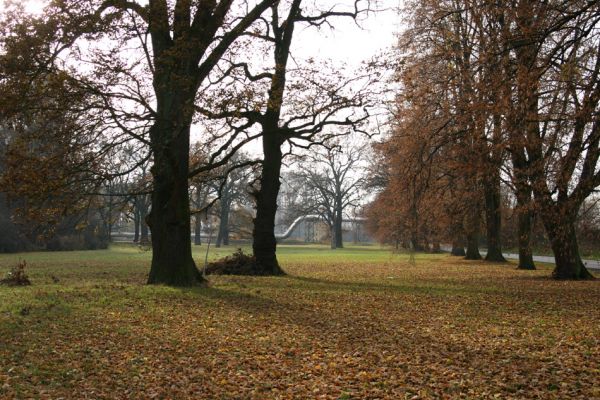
[147,118,203,286]
[515,188,535,270]
[542,209,594,280]
[334,206,343,249]
[464,209,482,260]
[483,172,506,262]
[252,132,285,275]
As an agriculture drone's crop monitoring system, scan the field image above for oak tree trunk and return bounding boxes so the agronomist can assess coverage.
[147,114,203,286]
[542,209,594,280]
[252,132,285,275]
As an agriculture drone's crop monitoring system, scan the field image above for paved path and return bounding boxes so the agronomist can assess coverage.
[501,252,600,271]
[442,246,600,271]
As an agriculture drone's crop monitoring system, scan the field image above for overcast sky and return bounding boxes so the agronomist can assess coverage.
[6,0,400,67]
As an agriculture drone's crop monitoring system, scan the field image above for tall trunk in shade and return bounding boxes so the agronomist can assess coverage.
[146,90,203,286]
[334,204,344,249]
[252,131,285,275]
[514,182,535,270]
[541,205,594,280]
[483,170,506,262]
[464,208,482,260]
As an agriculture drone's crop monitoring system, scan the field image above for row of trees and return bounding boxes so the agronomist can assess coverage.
[368,0,600,279]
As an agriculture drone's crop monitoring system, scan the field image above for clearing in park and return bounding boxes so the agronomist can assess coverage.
[0,244,599,399]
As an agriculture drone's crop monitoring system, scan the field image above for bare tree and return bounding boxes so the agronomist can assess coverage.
[298,140,367,249]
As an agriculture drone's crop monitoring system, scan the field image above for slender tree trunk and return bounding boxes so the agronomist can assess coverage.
[216,199,230,248]
[483,172,506,262]
[464,208,482,260]
[194,188,203,246]
[515,186,535,270]
[139,198,149,244]
[133,207,140,243]
[147,114,203,286]
[194,214,202,246]
[330,223,336,249]
[107,195,113,243]
[541,206,594,280]
[252,132,285,275]
[409,202,424,251]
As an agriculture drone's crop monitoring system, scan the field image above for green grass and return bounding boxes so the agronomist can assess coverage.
[0,244,599,399]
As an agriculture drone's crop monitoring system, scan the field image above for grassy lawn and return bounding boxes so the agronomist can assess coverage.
[0,244,599,399]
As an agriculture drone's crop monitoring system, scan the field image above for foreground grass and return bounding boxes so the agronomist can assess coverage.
[0,244,599,399]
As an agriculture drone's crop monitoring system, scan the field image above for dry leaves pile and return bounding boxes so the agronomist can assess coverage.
[0,254,599,399]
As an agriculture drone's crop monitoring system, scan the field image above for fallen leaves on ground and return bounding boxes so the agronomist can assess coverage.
[0,251,599,399]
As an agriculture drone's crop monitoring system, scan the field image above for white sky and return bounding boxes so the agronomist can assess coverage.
[3,0,400,66]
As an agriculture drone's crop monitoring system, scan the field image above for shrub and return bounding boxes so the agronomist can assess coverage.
[0,260,31,286]
[205,248,265,275]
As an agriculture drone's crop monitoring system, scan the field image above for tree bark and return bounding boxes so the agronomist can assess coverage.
[334,205,343,249]
[542,207,594,280]
[515,187,535,270]
[216,198,230,248]
[483,172,506,262]
[252,132,285,275]
[464,209,482,260]
[147,112,203,286]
